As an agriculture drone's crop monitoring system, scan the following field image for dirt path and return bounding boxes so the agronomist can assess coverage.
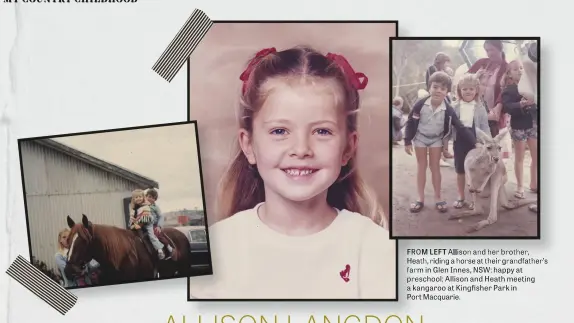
[391,142,538,237]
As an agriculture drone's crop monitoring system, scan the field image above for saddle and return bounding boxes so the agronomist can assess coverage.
[133,227,178,261]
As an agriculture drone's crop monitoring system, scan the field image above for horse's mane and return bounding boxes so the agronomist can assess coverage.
[71,223,139,270]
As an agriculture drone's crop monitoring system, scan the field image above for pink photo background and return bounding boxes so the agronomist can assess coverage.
[189,22,396,224]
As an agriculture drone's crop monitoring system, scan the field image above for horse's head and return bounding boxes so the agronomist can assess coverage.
[475,127,509,164]
[64,214,95,278]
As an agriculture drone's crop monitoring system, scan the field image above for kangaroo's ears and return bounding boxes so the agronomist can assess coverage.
[494,127,510,143]
[475,127,492,144]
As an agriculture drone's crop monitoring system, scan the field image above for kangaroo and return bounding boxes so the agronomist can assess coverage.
[448,127,536,232]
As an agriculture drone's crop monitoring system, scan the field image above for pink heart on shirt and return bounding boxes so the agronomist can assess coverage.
[340,264,351,282]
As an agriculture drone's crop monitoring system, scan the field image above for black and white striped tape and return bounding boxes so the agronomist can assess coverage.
[6,255,77,315]
[152,9,213,82]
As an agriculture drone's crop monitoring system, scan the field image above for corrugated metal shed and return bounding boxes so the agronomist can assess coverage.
[20,139,159,272]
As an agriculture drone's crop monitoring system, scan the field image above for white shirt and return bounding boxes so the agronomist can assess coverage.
[189,203,396,299]
[459,100,476,128]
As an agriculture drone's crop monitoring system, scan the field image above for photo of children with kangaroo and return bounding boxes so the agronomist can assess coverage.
[186,22,397,300]
[19,122,211,289]
[391,38,539,238]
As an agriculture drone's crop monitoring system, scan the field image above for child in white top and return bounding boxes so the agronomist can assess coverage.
[189,46,395,299]
[128,189,166,259]
[443,74,490,209]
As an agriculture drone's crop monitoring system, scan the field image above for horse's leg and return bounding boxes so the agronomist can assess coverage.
[117,259,139,283]
[168,235,189,277]
[177,249,192,277]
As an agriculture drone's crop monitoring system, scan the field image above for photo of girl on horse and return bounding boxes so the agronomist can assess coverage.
[63,189,194,287]
[21,122,210,289]
[129,188,174,260]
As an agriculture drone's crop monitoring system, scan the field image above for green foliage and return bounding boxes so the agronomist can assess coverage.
[392,39,465,112]
[32,256,62,283]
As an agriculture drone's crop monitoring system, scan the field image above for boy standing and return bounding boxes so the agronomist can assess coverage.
[404,71,476,214]
[146,188,173,259]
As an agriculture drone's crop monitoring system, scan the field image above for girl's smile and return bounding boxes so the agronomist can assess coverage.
[460,86,477,102]
[281,167,320,181]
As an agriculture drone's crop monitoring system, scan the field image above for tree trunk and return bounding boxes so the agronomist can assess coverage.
[394,56,407,98]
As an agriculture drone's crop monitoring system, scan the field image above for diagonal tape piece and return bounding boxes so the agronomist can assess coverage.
[6,255,78,315]
[152,8,213,82]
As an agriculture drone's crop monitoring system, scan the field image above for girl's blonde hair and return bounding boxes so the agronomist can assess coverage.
[216,46,386,226]
[456,74,480,102]
[501,60,521,88]
[129,189,146,211]
[57,228,70,255]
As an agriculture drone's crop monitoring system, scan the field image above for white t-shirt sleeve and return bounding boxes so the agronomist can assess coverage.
[358,226,397,299]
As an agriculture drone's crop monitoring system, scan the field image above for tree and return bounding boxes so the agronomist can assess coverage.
[392,39,463,112]
[32,256,62,285]
[392,39,421,98]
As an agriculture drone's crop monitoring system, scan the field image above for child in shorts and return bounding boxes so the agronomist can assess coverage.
[404,71,476,214]
[443,74,490,209]
[501,60,538,198]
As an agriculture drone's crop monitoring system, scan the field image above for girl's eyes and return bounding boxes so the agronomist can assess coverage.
[270,128,288,135]
[268,128,333,136]
[314,128,333,136]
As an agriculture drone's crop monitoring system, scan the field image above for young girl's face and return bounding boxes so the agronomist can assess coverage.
[59,232,69,248]
[508,62,523,83]
[240,79,356,203]
[460,83,477,102]
[134,194,144,204]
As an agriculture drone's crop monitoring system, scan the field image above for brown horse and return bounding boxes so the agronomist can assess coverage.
[64,214,191,286]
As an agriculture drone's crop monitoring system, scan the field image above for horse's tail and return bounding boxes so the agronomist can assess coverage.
[170,229,193,276]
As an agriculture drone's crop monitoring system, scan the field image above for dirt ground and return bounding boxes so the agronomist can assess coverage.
[391,142,538,237]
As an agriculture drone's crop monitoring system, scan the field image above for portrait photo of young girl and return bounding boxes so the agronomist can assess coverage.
[187,22,397,300]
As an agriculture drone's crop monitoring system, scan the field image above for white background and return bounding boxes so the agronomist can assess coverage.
[0,0,571,322]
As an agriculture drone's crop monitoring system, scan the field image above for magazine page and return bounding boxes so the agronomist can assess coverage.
[0,1,564,323]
